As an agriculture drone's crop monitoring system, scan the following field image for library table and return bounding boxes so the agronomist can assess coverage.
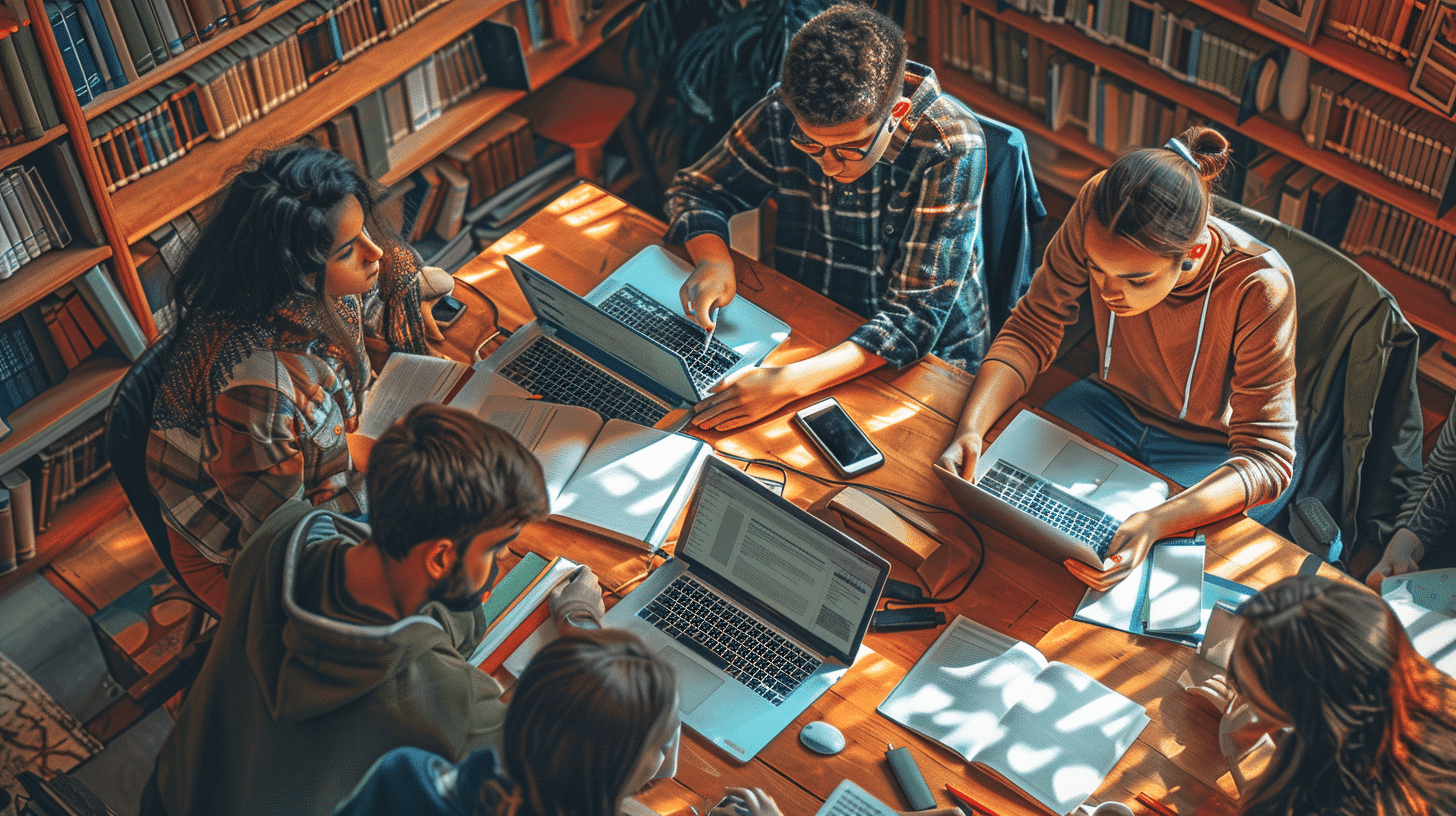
[440,183,1341,816]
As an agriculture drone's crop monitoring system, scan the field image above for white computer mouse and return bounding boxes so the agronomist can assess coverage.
[799,720,845,755]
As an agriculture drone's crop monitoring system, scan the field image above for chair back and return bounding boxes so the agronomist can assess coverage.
[1214,198,1423,566]
[104,333,181,583]
[972,111,1047,335]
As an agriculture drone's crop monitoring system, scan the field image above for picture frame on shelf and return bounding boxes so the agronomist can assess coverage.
[1249,0,1327,43]
[1410,1,1456,114]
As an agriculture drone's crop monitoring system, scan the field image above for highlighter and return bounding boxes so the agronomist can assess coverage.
[885,742,936,810]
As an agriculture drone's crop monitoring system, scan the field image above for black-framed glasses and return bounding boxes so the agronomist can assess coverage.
[788,111,897,162]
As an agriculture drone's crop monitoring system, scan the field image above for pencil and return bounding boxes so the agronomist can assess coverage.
[1134,792,1177,816]
[944,783,1001,816]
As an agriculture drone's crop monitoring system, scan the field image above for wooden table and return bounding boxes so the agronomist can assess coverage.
[439,183,1338,816]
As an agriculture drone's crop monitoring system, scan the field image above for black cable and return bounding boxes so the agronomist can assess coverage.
[452,276,511,355]
[711,449,985,607]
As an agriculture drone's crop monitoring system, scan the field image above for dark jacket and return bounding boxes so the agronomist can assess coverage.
[154,501,506,816]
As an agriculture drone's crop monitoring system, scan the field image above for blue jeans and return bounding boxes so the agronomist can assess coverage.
[1042,378,1292,526]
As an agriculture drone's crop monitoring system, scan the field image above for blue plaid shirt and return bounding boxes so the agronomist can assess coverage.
[664,63,989,370]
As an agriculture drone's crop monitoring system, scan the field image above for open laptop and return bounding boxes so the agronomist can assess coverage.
[603,457,890,762]
[480,248,789,430]
[934,410,1170,568]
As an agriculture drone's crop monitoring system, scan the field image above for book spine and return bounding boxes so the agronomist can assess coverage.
[352,87,390,178]
[108,0,159,74]
[0,488,14,574]
[0,35,43,139]
[47,1,95,105]
[74,264,147,359]
[1,469,33,563]
[92,0,140,81]
[13,24,64,128]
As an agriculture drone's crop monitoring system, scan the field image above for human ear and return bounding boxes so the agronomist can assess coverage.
[419,538,457,582]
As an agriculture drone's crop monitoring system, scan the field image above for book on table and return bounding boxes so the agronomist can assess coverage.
[358,355,712,552]
[469,552,579,674]
[878,615,1149,815]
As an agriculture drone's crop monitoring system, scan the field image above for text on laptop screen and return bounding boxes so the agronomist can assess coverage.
[680,466,883,657]
[511,259,696,400]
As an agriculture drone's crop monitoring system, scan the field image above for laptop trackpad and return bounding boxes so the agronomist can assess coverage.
[1041,441,1117,497]
[660,647,723,714]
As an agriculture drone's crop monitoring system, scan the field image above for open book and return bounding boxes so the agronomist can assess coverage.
[1382,567,1456,676]
[359,355,711,551]
[878,616,1149,815]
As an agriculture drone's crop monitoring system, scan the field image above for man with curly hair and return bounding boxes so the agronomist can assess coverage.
[665,2,989,430]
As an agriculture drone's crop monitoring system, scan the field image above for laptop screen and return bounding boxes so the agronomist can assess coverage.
[505,256,698,401]
[678,460,889,662]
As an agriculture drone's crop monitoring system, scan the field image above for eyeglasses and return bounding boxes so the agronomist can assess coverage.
[789,111,898,162]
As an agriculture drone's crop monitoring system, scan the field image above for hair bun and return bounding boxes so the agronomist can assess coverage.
[1179,125,1231,185]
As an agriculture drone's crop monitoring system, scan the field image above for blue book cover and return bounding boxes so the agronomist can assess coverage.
[45,0,93,105]
[64,2,106,100]
[78,0,128,90]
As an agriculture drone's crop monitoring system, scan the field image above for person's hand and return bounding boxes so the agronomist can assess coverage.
[680,258,737,330]
[1185,673,1239,719]
[711,789,783,816]
[548,566,604,627]
[1366,527,1425,591]
[692,366,803,431]
[937,431,983,481]
[1218,699,1282,769]
[1063,510,1164,591]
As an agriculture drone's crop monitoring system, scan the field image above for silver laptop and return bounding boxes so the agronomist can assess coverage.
[480,248,789,430]
[603,457,890,762]
[934,410,1169,568]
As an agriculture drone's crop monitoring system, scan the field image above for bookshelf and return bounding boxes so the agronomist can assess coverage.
[0,0,631,559]
[929,0,1456,345]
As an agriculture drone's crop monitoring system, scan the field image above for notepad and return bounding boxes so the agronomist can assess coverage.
[1382,568,1456,677]
[878,616,1149,816]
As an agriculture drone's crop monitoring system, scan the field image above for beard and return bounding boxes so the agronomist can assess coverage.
[425,550,500,613]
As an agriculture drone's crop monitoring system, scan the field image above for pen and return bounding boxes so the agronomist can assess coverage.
[1134,792,1177,816]
[944,783,1002,816]
[704,307,720,352]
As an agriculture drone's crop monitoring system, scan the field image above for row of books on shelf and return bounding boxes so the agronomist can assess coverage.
[1303,65,1456,208]
[1340,193,1456,302]
[0,263,146,438]
[0,414,114,574]
[0,165,71,278]
[86,14,513,192]
[0,467,34,573]
[977,0,1280,107]
[0,2,65,145]
[1322,0,1431,65]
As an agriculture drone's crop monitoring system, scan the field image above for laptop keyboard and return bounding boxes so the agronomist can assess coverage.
[498,337,670,426]
[639,574,821,705]
[980,461,1121,558]
[597,284,742,394]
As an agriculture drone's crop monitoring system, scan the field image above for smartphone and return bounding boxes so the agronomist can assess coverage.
[794,397,884,477]
[430,294,467,327]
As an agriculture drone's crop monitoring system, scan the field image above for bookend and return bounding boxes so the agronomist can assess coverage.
[807,486,972,596]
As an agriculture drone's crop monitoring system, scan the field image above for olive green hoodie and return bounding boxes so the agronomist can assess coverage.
[154,501,506,816]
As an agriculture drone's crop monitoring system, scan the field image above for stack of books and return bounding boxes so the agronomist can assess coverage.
[469,552,580,675]
[0,165,72,279]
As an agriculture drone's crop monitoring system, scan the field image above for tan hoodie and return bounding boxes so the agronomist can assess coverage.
[986,173,1296,510]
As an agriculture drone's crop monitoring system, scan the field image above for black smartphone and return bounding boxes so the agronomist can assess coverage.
[430,294,467,327]
[794,397,885,477]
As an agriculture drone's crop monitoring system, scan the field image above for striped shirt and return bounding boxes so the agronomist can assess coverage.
[664,63,990,370]
[1402,404,1456,548]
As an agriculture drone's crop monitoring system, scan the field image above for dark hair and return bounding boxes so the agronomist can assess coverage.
[1091,126,1231,258]
[781,3,906,129]
[173,143,390,323]
[365,403,549,560]
[487,630,678,816]
[1232,575,1456,816]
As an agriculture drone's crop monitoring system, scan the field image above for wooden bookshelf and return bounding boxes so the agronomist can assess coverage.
[80,0,315,119]
[0,244,113,324]
[0,353,127,474]
[0,476,129,596]
[938,0,1456,340]
[0,122,67,167]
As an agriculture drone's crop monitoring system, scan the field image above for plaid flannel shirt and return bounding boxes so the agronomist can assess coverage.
[147,245,430,565]
[664,63,989,370]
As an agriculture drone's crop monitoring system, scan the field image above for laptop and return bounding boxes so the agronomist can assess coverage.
[934,410,1170,569]
[480,247,789,430]
[603,457,890,762]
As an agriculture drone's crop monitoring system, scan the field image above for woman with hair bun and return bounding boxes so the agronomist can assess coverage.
[147,143,454,612]
[940,126,1297,590]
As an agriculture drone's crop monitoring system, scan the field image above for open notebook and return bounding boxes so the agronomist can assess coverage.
[878,616,1148,815]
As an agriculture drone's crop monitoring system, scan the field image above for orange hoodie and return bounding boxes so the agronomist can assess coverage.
[986,173,1296,510]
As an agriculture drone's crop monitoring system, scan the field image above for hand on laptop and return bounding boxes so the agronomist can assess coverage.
[681,257,737,331]
[693,366,801,431]
[1062,511,1162,591]
[712,788,782,816]
[936,431,983,481]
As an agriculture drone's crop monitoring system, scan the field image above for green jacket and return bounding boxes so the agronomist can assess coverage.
[155,501,506,816]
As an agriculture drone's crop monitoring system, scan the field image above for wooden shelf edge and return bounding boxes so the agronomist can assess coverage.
[0,477,128,597]
[109,0,521,241]
[1178,0,1446,120]
[963,0,1456,234]
[0,244,115,323]
[1358,254,1456,345]
[0,355,128,474]
[0,123,67,168]
[81,0,316,121]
